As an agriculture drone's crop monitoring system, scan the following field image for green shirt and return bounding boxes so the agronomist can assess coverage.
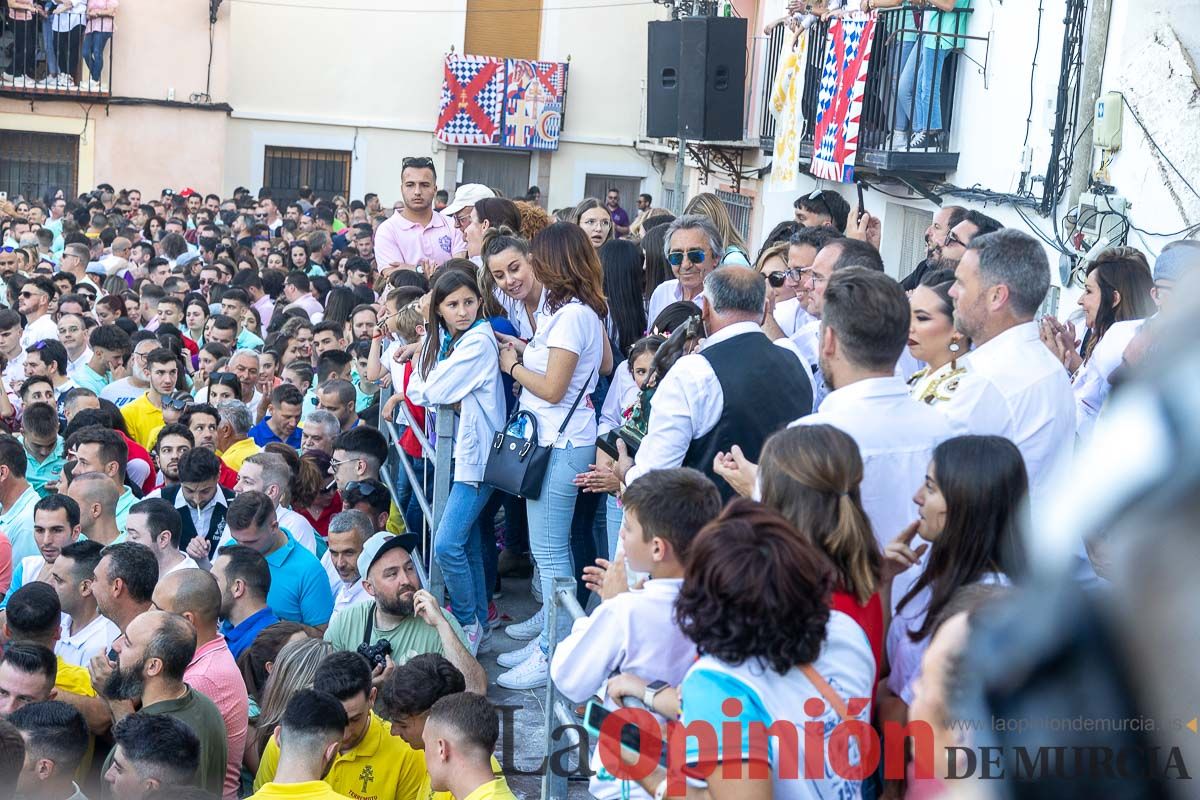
[323,602,468,663]
[100,687,228,798]
[74,362,111,395]
[922,0,971,50]
[19,436,64,497]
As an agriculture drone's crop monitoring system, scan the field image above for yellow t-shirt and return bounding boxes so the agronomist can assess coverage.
[55,657,96,698]
[120,392,165,450]
[416,756,504,800]
[461,778,518,800]
[221,436,262,473]
[254,713,425,800]
[250,780,351,799]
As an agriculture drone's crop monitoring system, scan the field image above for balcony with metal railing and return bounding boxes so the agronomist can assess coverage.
[761,7,975,177]
[1,7,115,98]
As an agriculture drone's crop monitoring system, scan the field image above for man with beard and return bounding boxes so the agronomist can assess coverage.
[322,533,485,694]
[151,424,193,490]
[100,333,158,410]
[250,690,349,799]
[98,611,226,796]
[900,205,968,291]
[253,654,426,800]
[212,544,279,660]
[225,492,332,628]
[928,208,1003,273]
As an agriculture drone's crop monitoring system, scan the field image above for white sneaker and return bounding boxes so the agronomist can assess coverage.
[11,76,32,89]
[504,608,544,641]
[462,621,483,657]
[55,74,75,89]
[497,637,540,668]
[496,646,549,690]
[0,73,15,85]
[531,564,543,603]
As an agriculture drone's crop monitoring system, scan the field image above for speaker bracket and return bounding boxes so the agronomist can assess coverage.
[685,141,753,194]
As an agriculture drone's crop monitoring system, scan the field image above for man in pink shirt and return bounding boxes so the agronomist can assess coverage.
[153,567,249,800]
[373,156,465,274]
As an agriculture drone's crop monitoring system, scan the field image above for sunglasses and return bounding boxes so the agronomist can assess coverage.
[19,290,45,299]
[163,396,190,411]
[402,157,435,169]
[346,480,380,496]
[0,246,15,254]
[806,189,833,220]
[667,249,708,267]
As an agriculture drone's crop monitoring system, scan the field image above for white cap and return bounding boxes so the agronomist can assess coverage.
[442,183,496,217]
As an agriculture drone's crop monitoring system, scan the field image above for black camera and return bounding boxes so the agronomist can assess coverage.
[356,639,392,670]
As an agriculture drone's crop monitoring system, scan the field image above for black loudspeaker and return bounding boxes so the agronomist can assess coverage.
[678,16,747,141]
[646,21,682,139]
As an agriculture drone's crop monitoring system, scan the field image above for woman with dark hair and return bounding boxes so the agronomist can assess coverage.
[496,222,611,690]
[640,224,673,307]
[573,197,614,250]
[143,215,165,242]
[159,232,189,262]
[93,294,126,325]
[292,449,341,537]
[609,499,876,799]
[464,197,521,260]
[881,435,1027,715]
[322,286,357,328]
[598,238,647,358]
[481,227,545,340]
[289,240,312,274]
[408,268,506,653]
[185,295,210,344]
[1041,247,1155,437]
[907,268,968,405]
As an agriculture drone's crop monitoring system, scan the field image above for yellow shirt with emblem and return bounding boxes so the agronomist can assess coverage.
[254,712,425,800]
[416,756,505,800]
[120,392,165,450]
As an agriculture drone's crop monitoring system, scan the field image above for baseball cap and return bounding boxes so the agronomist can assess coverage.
[85,261,107,277]
[357,531,421,581]
[177,251,201,268]
[442,184,495,218]
[1153,240,1200,284]
[179,187,198,198]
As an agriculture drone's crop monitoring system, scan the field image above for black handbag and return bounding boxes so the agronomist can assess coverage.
[483,379,592,500]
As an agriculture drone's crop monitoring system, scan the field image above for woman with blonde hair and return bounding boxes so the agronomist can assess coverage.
[684,192,751,266]
[246,635,330,772]
[515,200,554,241]
[496,221,612,691]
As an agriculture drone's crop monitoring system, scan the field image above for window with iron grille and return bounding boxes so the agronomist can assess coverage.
[263,146,352,206]
[0,130,79,202]
[715,189,752,243]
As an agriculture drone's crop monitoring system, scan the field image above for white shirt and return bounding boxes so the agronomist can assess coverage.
[518,299,603,448]
[172,486,229,549]
[935,321,1076,501]
[163,554,200,575]
[3,350,25,388]
[497,287,547,341]
[1073,319,1143,440]
[793,377,952,551]
[598,359,640,435]
[550,578,697,800]
[789,317,829,409]
[56,613,121,667]
[277,506,319,554]
[772,296,814,337]
[67,348,93,378]
[320,551,370,614]
[100,378,149,409]
[646,279,706,328]
[21,314,59,350]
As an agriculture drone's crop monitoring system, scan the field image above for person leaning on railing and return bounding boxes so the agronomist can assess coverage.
[82,0,118,92]
[862,0,972,149]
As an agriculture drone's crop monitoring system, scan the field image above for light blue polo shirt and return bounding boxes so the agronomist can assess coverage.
[0,484,43,564]
[237,329,265,350]
[115,486,136,533]
[20,436,65,497]
[73,363,111,395]
[263,532,335,627]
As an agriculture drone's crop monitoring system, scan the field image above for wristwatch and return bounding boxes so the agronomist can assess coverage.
[642,680,669,710]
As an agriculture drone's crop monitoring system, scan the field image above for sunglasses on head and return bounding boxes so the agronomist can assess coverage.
[806,189,833,219]
[346,480,380,497]
[667,249,708,268]
[0,246,15,254]
[163,395,190,411]
[402,157,435,169]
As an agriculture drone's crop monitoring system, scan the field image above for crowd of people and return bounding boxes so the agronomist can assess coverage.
[0,162,1194,800]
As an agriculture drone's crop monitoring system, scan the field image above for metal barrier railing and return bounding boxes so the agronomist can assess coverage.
[375,381,453,599]
[543,575,587,800]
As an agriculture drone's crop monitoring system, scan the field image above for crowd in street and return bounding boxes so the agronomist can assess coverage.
[0,163,1194,800]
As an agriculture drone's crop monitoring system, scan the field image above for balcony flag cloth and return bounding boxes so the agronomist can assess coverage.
[768,25,810,191]
[435,54,505,146]
[501,60,568,151]
[810,11,878,183]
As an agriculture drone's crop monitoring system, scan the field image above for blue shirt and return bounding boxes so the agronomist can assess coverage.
[19,436,65,497]
[262,533,334,627]
[0,484,43,564]
[220,606,281,660]
[249,418,302,449]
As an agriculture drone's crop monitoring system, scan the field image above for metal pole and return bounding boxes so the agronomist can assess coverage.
[673,136,687,215]
[540,575,577,800]
[429,406,454,600]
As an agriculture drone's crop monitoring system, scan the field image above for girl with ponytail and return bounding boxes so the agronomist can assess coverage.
[755,424,885,682]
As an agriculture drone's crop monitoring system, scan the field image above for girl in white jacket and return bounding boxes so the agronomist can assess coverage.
[406,268,506,654]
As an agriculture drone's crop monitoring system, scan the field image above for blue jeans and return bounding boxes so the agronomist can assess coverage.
[396,454,433,535]
[893,40,917,132]
[527,443,594,653]
[434,480,494,627]
[605,494,622,564]
[43,18,60,75]
[82,31,111,82]
[914,46,950,132]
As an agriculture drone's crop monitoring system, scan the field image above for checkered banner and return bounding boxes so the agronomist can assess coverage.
[435,54,505,146]
[810,12,877,183]
[501,60,568,151]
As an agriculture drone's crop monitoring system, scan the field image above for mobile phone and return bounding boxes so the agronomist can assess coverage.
[582,699,667,765]
[0,191,7,202]
[856,181,866,221]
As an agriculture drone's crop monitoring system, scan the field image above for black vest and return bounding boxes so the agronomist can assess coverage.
[160,484,237,560]
[684,331,814,500]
